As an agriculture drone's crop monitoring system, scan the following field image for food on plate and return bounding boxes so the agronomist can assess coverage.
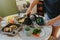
[4,27,12,32]
[10,19,14,24]
[18,16,32,25]
[18,18,25,23]
[2,24,20,32]
[32,34,40,37]
[10,25,17,30]
[32,27,41,37]
[6,16,16,24]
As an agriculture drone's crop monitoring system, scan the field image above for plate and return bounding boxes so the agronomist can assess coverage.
[39,29,45,38]
[0,23,21,36]
[19,28,45,38]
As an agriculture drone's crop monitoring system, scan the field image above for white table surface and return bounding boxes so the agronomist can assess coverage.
[0,26,52,40]
[0,14,52,40]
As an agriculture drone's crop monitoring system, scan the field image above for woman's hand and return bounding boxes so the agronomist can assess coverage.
[26,0,39,15]
[26,8,32,15]
[46,19,55,26]
[46,15,60,26]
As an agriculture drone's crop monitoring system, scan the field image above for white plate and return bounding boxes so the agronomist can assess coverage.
[19,28,45,38]
[39,29,45,38]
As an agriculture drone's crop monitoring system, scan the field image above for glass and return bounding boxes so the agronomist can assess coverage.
[23,25,32,36]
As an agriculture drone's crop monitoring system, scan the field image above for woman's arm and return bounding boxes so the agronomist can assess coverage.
[26,0,39,14]
[52,15,60,22]
[55,15,60,20]
[47,15,60,26]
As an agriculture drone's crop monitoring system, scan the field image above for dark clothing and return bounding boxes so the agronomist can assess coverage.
[44,0,60,19]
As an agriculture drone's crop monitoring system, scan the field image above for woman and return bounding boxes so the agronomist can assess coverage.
[26,0,60,39]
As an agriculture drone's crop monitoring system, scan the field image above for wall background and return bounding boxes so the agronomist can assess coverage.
[16,0,37,14]
[0,0,18,17]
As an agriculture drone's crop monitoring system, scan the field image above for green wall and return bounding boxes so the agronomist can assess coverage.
[0,0,18,17]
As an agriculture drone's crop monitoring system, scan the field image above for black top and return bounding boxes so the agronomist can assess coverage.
[44,0,60,19]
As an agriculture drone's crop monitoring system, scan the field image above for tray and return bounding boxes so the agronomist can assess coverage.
[0,23,22,36]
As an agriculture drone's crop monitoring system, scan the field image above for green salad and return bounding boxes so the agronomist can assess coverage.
[32,27,41,34]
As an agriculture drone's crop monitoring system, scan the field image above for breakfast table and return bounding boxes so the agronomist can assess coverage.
[0,13,52,40]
